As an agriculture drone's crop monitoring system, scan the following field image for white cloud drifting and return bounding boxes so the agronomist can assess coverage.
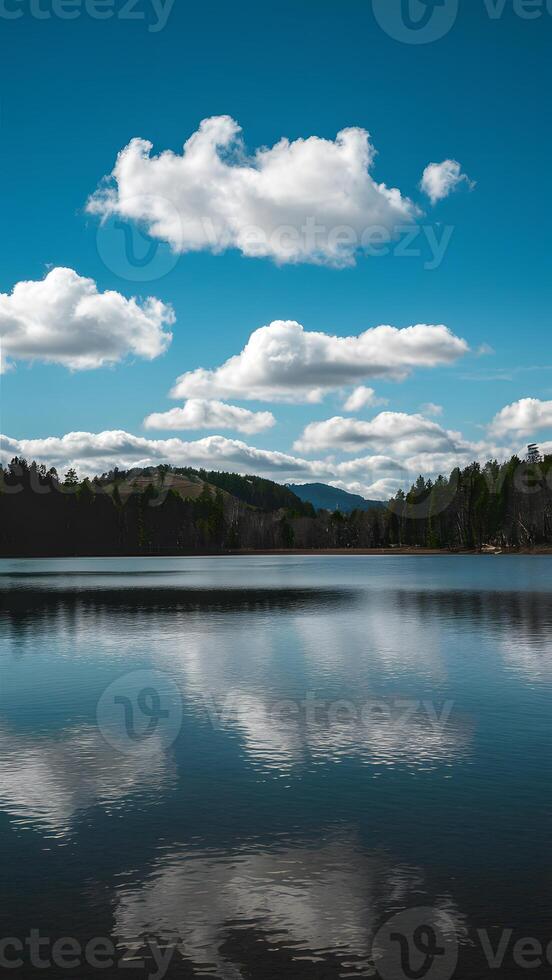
[0,267,174,372]
[144,399,275,434]
[420,160,473,205]
[343,386,387,412]
[170,320,469,404]
[488,398,552,438]
[0,416,516,501]
[0,429,405,497]
[294,412,457,455]
[87,115,420,267]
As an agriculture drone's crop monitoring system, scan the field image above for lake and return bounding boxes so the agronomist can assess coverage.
[1,555,551,979]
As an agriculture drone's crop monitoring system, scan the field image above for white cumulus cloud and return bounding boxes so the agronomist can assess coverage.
[0,267,174,372]
[170,320,469,404]
[294,412,457,455]
[421,160,473,205]
[488,398,552,438]
[87,115,420,267]
[0,430,415,499]
[0,426,518,501]
[0,430,309,480]
[144,399,275,434]
[343,386,388,412]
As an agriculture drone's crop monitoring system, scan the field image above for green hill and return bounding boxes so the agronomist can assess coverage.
[101,465,315,515]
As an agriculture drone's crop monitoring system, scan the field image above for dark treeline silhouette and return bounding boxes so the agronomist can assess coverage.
[1,455,552,556]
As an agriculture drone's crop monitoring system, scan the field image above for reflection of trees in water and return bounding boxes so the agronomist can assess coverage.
[393,588,552,633]
[390,589,552,678]
[0,586,359,641]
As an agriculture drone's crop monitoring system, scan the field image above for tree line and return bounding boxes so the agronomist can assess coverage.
[1,454,551,556]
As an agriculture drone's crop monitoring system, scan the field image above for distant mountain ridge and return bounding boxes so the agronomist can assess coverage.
[286,483,384,513]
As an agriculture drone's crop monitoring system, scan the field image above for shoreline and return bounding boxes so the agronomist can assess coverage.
[2,547,552,559]
[229,547,552,556]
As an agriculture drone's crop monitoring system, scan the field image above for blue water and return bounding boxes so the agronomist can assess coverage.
[1,556,551,978]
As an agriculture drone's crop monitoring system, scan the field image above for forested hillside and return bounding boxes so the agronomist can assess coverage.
[176,467,315,513]
[1,455,551,556]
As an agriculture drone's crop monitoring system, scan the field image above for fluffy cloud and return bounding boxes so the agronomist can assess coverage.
[293,412,517,481]
[87,115,420,267]
[0,421,517,501]
[0,267,174,371]
[403,434,515,475]
[420,402,443,417]
[421,160,473,205]
[0,429,411,498]
[0,430,298,476]
[343,386,387,412]
[171,320,469,404]
[488,398,552,438]
[294,412,457,455]
[143,399,275,434]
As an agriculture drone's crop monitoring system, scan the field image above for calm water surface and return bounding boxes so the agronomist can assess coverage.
[1,556,551,978]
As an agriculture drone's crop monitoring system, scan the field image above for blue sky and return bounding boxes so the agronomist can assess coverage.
[1,0,551,496]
